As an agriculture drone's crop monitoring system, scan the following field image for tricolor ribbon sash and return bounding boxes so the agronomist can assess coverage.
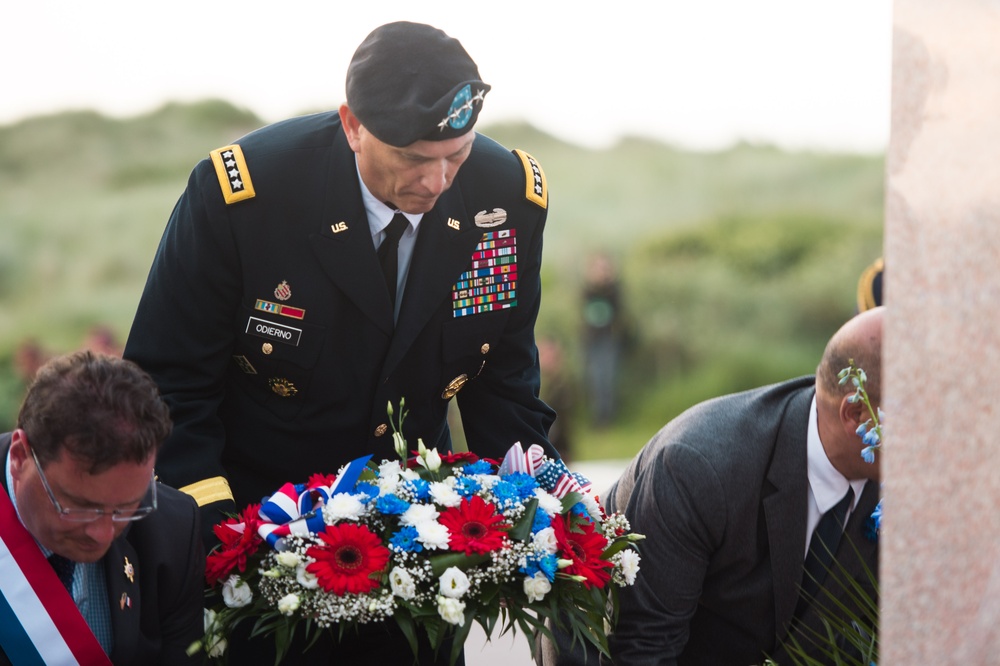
[500,442,591,499]
[0,490,112,666]
[257,455,372,549]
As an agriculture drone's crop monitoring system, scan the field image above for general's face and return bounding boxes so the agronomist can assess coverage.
[9,430,155,563]
[341,105,476,214]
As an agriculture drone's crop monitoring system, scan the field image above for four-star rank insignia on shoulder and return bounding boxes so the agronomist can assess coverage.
[513,149,547,210]
[210,144,256,204]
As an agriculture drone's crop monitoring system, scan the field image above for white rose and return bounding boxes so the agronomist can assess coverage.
[296,564,319,589]
[617,549,641,585]
[277,593,300,615]
[438,566,471,599]
[429,481,463,508]
[531,527,558,554]
[415,520,451,550]
[276,552,300,569]
[523,572,552,603]
[400,503,439,526]
[323,492,366,523]
[437,596,466,626]
[389,566,417,600]
[221,575,253,608]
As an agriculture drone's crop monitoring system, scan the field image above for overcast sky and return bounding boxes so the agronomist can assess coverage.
[4,0,893,151]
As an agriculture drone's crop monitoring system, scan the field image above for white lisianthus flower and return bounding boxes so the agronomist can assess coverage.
[438,566,471,599]
[400,503,440,526]
[277,593,300,615]
[416,520,451,550]
[531,527,558,554]
[393,431,407,459]
[221,575,253,608]
[418,448,442,472]
[523,572,552,603]
[296,564,319,589]
[616,549,641,585]
[276,552,300,569]
[261,568,283,578]
[430,481,463,508]
[401,467,421,482]
[389,566,417,600]
[437,596,466,626]
[203,609,228,657]
[323,492,367,523]
[533,488,563,517]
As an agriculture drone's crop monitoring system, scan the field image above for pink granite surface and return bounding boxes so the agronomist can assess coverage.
[883,1,1000,662]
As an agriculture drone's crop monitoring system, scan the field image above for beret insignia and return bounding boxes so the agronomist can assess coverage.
[209,144,256,204]
[513,149,547,210]
[856,256,884,312]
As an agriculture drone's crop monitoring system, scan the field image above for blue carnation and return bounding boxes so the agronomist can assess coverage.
[520,553,559,582]
[454,476,481,497]
[405,477,431,501]
[375,493,410,515]
[491,480,521,508]
[462,460,493,475]
[531,510,552,533]
[390,526,423,553]
[503,472,539,499]
[354,482,379,503]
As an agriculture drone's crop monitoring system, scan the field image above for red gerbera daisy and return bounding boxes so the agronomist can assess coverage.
[551,513,613,589]
[206,503,263,586]
[438,495,508,555]
[306,523,391,595]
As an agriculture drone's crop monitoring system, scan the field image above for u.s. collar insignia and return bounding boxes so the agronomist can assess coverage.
[447,217,461,231]
[274,281,292,301]
[475,208,507,228]
[124,557,134,583]
[209,144,256,204]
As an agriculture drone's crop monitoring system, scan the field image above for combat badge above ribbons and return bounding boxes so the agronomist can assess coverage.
[209,144,256,204]
[513,149,547,209]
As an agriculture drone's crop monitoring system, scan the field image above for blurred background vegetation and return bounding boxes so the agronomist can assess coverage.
[0,100,884,462]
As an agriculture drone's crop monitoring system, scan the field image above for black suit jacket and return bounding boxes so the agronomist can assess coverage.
[123,112,555,521]
[0,435,206,666]
[579,378,878,666]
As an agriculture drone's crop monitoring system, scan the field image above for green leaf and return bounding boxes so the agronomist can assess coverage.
[509,497,539,542]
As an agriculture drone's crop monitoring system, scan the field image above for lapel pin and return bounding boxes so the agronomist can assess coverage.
[124,556,135,583]
[120,592,132,610]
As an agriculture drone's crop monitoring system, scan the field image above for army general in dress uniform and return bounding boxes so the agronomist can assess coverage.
[123,20,557,665]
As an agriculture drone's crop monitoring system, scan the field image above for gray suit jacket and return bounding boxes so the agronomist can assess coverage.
[541,377,879,666]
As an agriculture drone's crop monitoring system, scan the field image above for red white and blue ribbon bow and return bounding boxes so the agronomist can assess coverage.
[499,442,591,499]
[257,455,372,549]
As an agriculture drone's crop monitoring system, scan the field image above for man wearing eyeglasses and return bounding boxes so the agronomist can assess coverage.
[0,351,205,665]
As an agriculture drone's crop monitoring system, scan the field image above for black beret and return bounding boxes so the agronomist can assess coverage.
[346,21,491,147]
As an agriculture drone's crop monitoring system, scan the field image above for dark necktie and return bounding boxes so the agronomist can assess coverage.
[49,553,76,596]
[378,213,409,306]
[797,486,854,614]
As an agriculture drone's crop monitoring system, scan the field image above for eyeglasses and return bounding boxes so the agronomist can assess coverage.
[30,447,157,523]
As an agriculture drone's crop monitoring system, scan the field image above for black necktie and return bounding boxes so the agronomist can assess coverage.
[49,553,76,596]
[797,486,854,613]
[378,214,408,306]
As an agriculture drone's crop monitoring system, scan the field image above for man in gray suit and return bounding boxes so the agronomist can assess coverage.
[542,307,883,665]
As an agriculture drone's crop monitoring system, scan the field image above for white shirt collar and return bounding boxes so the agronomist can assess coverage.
[353,157,421,237]
[806,395,866,514]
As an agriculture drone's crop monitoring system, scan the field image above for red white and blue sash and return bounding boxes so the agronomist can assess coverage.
[0,490,112,666]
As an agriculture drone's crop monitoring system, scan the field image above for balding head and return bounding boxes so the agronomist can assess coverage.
[815,306,884,480]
